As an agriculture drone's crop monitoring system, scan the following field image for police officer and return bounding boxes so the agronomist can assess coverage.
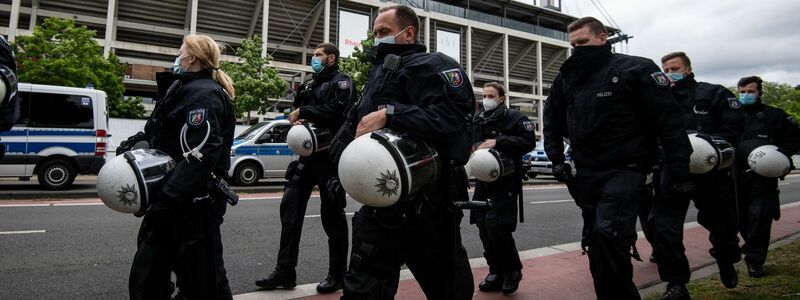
[126,35,236,300]
[735,76,800,278]
[470,82,535,294]
[543,17,691,300]
[650,51,745,298]
[328,5,474,299]
[255,42,353,294]
[0,35,19,160]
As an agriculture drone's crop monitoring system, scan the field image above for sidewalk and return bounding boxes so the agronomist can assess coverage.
[235,202,800,300]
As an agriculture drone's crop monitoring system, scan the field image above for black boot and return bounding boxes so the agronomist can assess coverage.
[316,275,343,294]
[501,270,522,295]
[255,268,297,290]
[657,282,691,300]
[746,260,766,278]
[478,273,503,292]
[718,263,738,288]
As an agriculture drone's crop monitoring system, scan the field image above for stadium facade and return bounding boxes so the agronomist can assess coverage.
[0,0,617,139]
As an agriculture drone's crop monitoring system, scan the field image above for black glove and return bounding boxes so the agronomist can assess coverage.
[552,163,573,183]
[116,131,147,155]
[326,176,344,197]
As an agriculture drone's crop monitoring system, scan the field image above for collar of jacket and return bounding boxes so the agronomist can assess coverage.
[559,42,613,82]
[177,69,213,82]
[477,105,507,123]
[672,73,697,90]
[313,64,339,81]
[743,100,765,114]
[374,43,426,64]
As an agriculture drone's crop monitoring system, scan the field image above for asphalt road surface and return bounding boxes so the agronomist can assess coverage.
[1,175,799,299]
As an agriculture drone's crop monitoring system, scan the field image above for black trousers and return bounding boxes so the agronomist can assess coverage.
[738,172,780,267]
[638,181,655,248]
[129,200,232,300]
[647,169,742,284]
[470,176,522,275]
[341,196,474,300]
[276,154,349,277]
[577,167,644,300]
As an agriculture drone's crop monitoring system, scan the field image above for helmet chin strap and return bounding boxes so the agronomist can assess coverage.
[180,121,211,162]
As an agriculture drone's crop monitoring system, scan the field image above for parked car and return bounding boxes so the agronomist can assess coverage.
[228,120,297,185]
[0,83,108,190]
[525,141,572,179]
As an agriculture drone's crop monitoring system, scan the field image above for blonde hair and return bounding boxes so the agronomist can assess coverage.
[183,35,236,100]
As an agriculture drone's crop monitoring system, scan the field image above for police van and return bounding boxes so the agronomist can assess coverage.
[229,119,297,185]
[0,83,108,190]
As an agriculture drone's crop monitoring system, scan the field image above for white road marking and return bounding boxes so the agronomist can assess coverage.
[0,229,46,235]
[529,199,574,204]
[304,212,355,218]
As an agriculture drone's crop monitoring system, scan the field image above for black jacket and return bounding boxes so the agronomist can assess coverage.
[147,70,236,205]
[543,43,690,180]
[472,105,537,165]
[0,35,18,133]
[671,74,745,145]
[296,64,355,131]
[345,44,475,164]
[740,102,800,156]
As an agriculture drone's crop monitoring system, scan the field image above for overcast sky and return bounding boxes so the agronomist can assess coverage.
[560,0,800,87]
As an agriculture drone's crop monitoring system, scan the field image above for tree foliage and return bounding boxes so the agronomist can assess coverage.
[339,33,375,94]
[12,17,141,118]
[220,35,287,119]
[730,81,800,121]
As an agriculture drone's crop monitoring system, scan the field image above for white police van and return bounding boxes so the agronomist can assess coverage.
[0,83,108,190]
[229,119,297,185]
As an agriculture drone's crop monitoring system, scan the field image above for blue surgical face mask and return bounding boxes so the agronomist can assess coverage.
[374,27,409,47]
[666,72,684,82]
[173,55,189,74]
[739,93,758,105]
[311,56,326,73]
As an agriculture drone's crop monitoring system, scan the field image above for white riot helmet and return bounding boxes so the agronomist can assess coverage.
[97,149,176,215]
[338,129,439,207]
[287,123,331,156]
[748,145,792,178]
[688,133,735,174]
[467,148,514,182]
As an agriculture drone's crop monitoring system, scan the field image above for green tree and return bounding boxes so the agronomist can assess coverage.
[117,96,148,119]
[220,35,287,120]
[339,33,374,94]
[12,17,141,118]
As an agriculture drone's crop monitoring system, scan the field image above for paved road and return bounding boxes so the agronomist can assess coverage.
[1,175,799,299]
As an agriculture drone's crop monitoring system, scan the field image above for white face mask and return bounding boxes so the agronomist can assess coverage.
[482,98,499,111]
[374,27,410,47]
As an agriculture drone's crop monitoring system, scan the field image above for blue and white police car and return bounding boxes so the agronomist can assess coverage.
[0,83,108,190]
[229,119,297,185]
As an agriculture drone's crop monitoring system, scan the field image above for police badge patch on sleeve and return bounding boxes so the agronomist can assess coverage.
[441,68,464,88]
[338,80,350,90]
[727,97,742,109]
[523,120,535,132]
[650,72,670,87]
[188,108,207,126]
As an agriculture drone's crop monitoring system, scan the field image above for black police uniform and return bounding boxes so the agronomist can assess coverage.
[469,105,536,291]
[0,35,19,160]
[737,101,800,270]
[543,43,691,300]
[128,70,236,300]
[331,43,475,300]
[648,73,745,286]
[258,64,353,288]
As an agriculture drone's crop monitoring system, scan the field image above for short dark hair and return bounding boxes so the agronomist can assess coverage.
[483,82,506,98]
[316,42,340,63]
[567,17,607,35]
[738,76,764,95]
[661,51,692,67]
[378,5,420,40]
